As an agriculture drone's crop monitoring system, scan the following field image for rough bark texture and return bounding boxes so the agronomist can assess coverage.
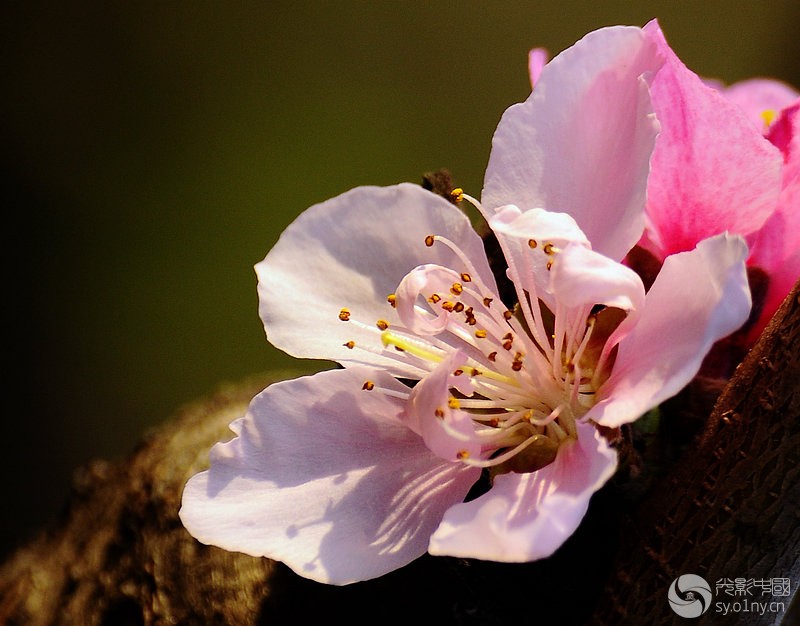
[1,283,799,625]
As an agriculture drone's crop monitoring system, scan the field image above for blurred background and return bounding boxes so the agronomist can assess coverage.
[4,2,799,558]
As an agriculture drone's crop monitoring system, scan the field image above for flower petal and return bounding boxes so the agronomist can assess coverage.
[403,351,483,463]
[428,422,617,561]
[527,47,549,89]
[643,21,783,258]
[549,243,645,314]
[747,177,800,339]
[720,78,799,134]
[587,234,751,428]
[180,367,480,585]
[257,183,496,376]
[482,25,662,261]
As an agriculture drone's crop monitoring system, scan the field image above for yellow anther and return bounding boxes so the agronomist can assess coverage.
[441,301,455,312]
[460,272,472,283]
[362,380,375,391]
[483,297,493,307]
[503,310,513,321]
[338,308,351,321]
[450,187,464,203]
[456,450,470,460]
[376,319,390,330]
[543,242,556,255]
[448,397,460,409]
[343,340,355,349]
[761,108,777,128]
[475,329,488,339]
[450,282,464,295]
[528,239,538,249]
[546,260,553,271]
[425,235,435,247]
[429,293,441,304]
[387,294,397,308]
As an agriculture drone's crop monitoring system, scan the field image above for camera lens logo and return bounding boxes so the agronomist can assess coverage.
[668,574,713,618]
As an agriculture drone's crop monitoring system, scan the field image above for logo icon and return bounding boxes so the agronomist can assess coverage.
[668,574,713,618]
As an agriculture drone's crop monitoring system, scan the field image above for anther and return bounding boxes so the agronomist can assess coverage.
[450,283,464,295]
[503,310,513,321]
[448,397,460,409]
[429,293,441,303]
[528,239,538,249]
[512,361,523,372]
[338,308,351,321]
[543,242,556,255]
[425,235,435,247]
[343,341,355,349]
[546,260,553,271]
[362,381,375,391]
[488,351,497,362]
[475,329,488,339]
[483,297,493,307]
[434,408,445,418]
[376,319,390,330]
[453,369,464,376]
[441,301,455,312]
[453,302,465,313]
[456,450,470,460]
[450,187,464,203]
[460,272,472,283]
[387,294,397,308]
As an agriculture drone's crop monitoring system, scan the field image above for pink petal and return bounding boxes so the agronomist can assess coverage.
[721,78,800,134]
[404,351,483,463]
[428,422,617,561]
[179,367,480,585]
[528,47,549,89]
[643,21,783,258]
[256,184,496,376]
[747,178,800,339]
[549,243,645,313]
[587,234,751,428]
[482,26,662,261]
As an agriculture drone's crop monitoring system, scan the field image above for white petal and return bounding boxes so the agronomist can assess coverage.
[482,26,662,261]
[428,422,617,561]
[587,234,751,427]
[257,184,496,375]
[180,367,479,584]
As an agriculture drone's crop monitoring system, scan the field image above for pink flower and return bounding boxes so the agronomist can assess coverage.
[180,26,751,584]
[639,20,800,343]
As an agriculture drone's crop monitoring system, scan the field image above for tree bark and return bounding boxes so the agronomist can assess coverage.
[2,282,799,625]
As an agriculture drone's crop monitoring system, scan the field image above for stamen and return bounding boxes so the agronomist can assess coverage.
[528,239,538,249]
[425,235,435,247]
[381,330,444,364]
[362,381,375,391]
[475,329,488,339]
[387,294,397,308]
[343,340,355,349]
[460,273,472,283]
[376,319,390,330]
[429,293,441,303]
[450,187,464,203]
[459,435,544,468]
[450,283,464,295]
[448,397,460,409]
[338,308,351,321]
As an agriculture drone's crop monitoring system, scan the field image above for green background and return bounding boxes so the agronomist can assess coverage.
[4,1,799,556]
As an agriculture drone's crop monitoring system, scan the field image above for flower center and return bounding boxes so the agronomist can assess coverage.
[340,195,624,475]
